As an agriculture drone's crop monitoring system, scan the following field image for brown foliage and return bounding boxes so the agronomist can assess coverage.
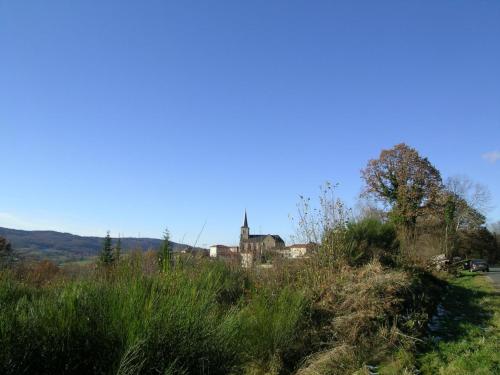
[362,143,442,225]
[294,260,430,374]
[361,143,443,256]
[14,260,61,286]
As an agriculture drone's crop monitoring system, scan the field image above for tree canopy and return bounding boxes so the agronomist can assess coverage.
[362,143,443,228]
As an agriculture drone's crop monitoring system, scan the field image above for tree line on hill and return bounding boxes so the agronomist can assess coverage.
[0,227,203,265]
[98,228,173,272]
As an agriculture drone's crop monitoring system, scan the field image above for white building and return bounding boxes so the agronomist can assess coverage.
[209,244,239,258]
[279,243,316,259]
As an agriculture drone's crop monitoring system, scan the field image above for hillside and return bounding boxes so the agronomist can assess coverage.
[0,227,204,264]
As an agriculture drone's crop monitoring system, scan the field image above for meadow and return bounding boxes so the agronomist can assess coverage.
[0,249,442,375]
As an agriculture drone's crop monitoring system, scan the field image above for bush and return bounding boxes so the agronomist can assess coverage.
[346,218,399,265]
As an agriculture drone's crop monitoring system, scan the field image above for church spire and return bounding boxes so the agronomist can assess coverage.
[241,210,249,241]
[243,210,248,228]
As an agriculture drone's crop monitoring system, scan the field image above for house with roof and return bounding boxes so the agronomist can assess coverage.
[209,244,239,258]
[278,243,317,259]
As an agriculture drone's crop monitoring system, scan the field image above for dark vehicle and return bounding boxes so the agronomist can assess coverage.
[469,259,489,272]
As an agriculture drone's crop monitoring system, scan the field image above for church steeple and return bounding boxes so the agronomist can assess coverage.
[241,210,249,241]
[243,210,248,228]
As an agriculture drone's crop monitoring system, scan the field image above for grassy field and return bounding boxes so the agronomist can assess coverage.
[0,253,442,375]
[379,271,500,375]
[417,272,500,374]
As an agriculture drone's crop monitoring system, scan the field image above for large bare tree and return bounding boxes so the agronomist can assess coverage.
[441,175,492,257]
[361,143,443,254]
[445,175,491,230]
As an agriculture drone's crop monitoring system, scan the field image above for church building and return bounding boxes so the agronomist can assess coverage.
[239,211,285,259]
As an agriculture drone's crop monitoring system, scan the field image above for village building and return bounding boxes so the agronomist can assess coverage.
[209,244,239,258]
[239,211,285,261]
[210,212,316,267]
[278,243,317,259]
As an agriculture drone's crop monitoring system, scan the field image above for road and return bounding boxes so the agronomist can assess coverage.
[487,267,500,289]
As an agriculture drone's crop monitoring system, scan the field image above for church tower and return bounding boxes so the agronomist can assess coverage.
[240,210,249,242]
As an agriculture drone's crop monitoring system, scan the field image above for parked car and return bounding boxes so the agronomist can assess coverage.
[469,259,489,272]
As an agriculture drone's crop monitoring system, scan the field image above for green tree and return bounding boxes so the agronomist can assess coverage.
[346,218,398,265]
[457,227,498,263]
[99,231,114,266]
[158,228,171,272]
[361,143,443,256]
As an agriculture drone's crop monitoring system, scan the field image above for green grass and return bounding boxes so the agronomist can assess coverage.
[0,255,444,374]
[379,271,500,375]
[417,272,500,375]
[0,260,310,375]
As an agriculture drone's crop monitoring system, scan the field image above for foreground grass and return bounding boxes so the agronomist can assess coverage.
[0,256,442,374]
[418,272,500,374]
[0,260,311,375]
[380,271,500,375]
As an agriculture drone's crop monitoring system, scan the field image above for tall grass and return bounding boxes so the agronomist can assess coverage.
[0,251,441,374]
[0,259,310,375]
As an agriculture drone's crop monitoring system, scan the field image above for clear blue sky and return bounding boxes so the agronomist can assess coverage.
[1,1,499,247]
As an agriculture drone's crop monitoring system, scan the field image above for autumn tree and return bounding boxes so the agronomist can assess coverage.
[99,231,114,266]
[361,143,443,255]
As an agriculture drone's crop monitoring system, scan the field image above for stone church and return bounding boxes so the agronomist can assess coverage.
[239,211,285,258]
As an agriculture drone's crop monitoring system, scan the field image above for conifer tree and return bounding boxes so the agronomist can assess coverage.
[100,231,114,265]
[158,228,171,272]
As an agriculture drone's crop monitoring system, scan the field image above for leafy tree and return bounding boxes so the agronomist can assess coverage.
[457,227,498,263]
[99,231,114,266]
[361,143,443,255]
[158,228,171,272]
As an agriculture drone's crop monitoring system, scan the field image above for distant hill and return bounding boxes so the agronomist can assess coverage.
[0,227,205,264]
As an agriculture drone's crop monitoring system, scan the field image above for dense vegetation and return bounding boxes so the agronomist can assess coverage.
[0,252,443,375]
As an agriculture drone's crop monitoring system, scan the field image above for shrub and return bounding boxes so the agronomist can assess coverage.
[345,218,399,265]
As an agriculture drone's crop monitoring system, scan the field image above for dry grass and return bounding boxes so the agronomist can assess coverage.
[0,252,441,374]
